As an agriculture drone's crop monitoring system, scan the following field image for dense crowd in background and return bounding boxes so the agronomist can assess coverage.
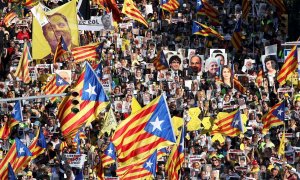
[0,0,300,179]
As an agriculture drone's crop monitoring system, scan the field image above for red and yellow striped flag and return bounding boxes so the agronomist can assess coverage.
[14,42,31,84]
[122,0,148,27]
[262,101,285,134]
[242,0,251,19]
[197,0,220,25]
[112,95,176,175]
[3,11,17,27]
[23,0,38,8]
[233,77,246,94]
[71,43,100,63]
[42,73,69,103]
[231,18,243,50]
[277,39,299,86]
[256,70,263,87]
[161,0,180,13]
[0,122,11,140]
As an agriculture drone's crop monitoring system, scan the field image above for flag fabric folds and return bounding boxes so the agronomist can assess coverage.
[58,62,109,138]
[161,0,180,13]
[256,69,263,87]
[3,11,17,27]
[242,0,251,19]
[192,21,224,40]
[101,142,117,167]
[233,76,246,94]
[268,0,285,14]
[0,138,32,179]
[196,0,220,25]
[212,110,246,137]
[0,122,11,140]
[277,43,299,86]
[122,0,148,27]
[71,43,100,63]
[8,162,17,180]
[112,95,176,174]
[131,96,142,114]
[14,42,31,84]
[105,0,122,22]
[166,127,185,180]
[153,50,169,71]
[9,101,23,128]
[262,101,285,134]
[53,36,69,63]
[101,108,118,135]
[278,125,285,156]
[77,0,91,20]
[42,73,70,103]
[29,128,47,159]
[22,0,38,9]
[231,18,243,50]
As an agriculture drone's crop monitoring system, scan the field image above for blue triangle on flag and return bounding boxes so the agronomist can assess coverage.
[143,150,157,177]
[196,0,203,11]
[104,142,116,160]
[15,138,32,157]
[272,102,285,121]
[37,128,47,148]
[82,62,109,102]
[231,110,243,132]
[56,73,69,86]
[12,101,22,122]
[8,162,17,180]
[144,96,176,143]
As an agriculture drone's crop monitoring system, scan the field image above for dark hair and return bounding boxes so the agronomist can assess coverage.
[169,55,181,64]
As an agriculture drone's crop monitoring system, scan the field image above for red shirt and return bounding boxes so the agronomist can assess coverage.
[16,31,30,40]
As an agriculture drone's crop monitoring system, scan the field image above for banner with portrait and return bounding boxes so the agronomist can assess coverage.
[32,0,79,60]
[78,13,114,31]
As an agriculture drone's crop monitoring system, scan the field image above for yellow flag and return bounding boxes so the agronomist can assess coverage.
[212,133,225,144]
[278,126,285,156]
[131,97,141,114]
[101,108,118,135]
[172,116,183,136]
[202,117,212,130]
[32,0,79,59]
[187,107,201,131]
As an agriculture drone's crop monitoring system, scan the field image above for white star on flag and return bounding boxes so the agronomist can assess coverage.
[95,69,101,75]
[150,117,164,132]
[197,0,202,6]
[277,109,283,116]
[12,108,17,115]
[85,83,97,98]
[107,148,113,154]
[234,120,239,127]
[146,160,153,168]
[58,78,63,84]
[19,147,24,154]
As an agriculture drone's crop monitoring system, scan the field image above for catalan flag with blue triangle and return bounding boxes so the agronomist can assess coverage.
[153,50,169,71]
[112,95,176,176]
[166,127,185,180]
[196,0,220,25]
[8,163,17,180]
[53,36,69,63]
[74,131,81,154]
[28,127,47,160]
[101,142,117,167]
[262,101,285,134]
[9,101,23,128]
[58,62,109,138]
[192,21,224,40]
[120,150,158,180]
[231,18,243,50]
[212,110,247,137]
[42,73,69,103]
[95,62,103,79]
[0,138,32,179]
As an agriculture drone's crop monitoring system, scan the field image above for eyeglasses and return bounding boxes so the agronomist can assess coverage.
[212,159,217,162]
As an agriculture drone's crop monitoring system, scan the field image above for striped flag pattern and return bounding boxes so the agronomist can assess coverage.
[22,0,38,8]
[28,128,47,159]
[277,43,299,86]
[0,122,11,140]
[57,62,109,138]
[196,0,220,25]
[53,36,69,63]
[112,95,176,176]
[161,0,180,13]
[71,43,100,63]
[3,12,17,27]
[166,128,185,180]
[9,101,23,128]
[42,73,69,103]
[233,77,246,94]
[14,42,31,84]
[268,0,285,14]
[0,138,32,179]
[101,142,116,167]
[256,69,263,87]
[153,50,169,71]
[212,110,246,137]
[192,21,224,40]
[242,0,251,19]
[231,18,243,50]
[262,101,285,134]
[122,0,148,27]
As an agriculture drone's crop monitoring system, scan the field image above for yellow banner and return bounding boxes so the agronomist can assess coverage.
[32,0,79,60]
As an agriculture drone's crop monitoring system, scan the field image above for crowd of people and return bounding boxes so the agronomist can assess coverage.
[0,0,299,179]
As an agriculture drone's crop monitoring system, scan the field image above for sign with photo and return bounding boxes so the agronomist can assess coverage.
[78,13,114,31]
[64,154,86,168]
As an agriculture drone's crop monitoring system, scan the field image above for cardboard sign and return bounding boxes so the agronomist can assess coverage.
[78,13,114,31]
[64,154,86,168]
